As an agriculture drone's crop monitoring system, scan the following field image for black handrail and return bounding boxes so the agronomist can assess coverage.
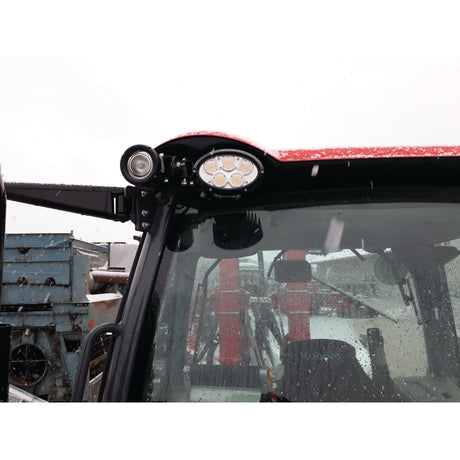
[71,322,123,402]
[0,323,12,402]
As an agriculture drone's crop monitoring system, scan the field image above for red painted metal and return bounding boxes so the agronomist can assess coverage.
[167,131,460,162]
[277,250,311,343]
[271,145,460,162]
[217,259,249,365]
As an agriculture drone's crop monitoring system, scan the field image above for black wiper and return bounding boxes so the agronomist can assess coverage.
[311,274,398,324]
[268,249,397,323]
[374,249,420,323]
[267,250,286,278]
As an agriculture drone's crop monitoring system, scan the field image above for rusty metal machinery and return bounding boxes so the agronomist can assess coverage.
[9,343,47,388]
[0,233,130,401]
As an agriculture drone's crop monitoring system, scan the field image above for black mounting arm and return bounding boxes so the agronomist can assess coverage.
[5,182,131,222]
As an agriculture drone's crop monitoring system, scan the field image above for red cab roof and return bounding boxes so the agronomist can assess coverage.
[273,145,460,162]
[170,131,460,162]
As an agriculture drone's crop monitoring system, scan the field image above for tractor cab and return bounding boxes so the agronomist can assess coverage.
[6,133,460,402]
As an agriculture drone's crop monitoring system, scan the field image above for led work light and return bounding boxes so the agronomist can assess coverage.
[121,145,161,185]
[195,149,263,194]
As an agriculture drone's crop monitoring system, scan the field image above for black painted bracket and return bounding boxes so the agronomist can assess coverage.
[5,183,131,222]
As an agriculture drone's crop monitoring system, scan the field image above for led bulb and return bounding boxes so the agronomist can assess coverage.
[128,152,153,178]
[221,156,236,171]
[230,173,244,187]
[204,159,219,174]
[213,173,227,187]
[239,159,253,174]
[121,144,160,185]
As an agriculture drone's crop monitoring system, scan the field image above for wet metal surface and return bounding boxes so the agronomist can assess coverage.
[0,233,123,401]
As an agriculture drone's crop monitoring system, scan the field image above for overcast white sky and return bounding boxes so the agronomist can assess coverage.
[2,1,460,245]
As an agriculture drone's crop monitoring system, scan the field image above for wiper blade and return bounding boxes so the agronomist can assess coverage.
[312,275,398,324]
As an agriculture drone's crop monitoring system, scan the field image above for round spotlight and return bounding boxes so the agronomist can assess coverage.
[121,145,161,185]
[127,152,153,178]
[195,149,263,195]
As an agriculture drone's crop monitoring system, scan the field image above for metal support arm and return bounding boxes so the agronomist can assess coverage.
[5,183,131,222]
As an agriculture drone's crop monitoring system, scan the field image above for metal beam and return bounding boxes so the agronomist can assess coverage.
[5,183,131,222]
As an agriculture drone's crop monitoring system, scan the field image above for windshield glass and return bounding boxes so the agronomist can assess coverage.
[141,201,460,402]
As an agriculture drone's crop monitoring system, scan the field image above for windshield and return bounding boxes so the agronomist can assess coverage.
[140,201,460,402]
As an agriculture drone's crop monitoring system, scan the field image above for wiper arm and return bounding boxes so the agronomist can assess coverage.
[312,274,398,324]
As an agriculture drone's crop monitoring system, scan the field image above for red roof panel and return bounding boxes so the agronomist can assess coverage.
[168,131,460,162]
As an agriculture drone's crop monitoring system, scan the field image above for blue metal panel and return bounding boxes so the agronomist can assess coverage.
[3,261,70,285]
[0,305,89,331]
[1,285,71,304]
[3,247,71,263]
[4,233,72,249]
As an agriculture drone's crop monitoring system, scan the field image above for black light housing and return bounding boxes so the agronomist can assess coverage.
[213,212,263,250]
[121,145,162,185]
[273,260,312,283]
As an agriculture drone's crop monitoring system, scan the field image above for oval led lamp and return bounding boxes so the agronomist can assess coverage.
[120,145,161,185]
[194,149,263,195]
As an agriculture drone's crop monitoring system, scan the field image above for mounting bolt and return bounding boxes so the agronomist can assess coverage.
[142,222,150,230]
[141,209,149,217]
[141,191,148,198]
